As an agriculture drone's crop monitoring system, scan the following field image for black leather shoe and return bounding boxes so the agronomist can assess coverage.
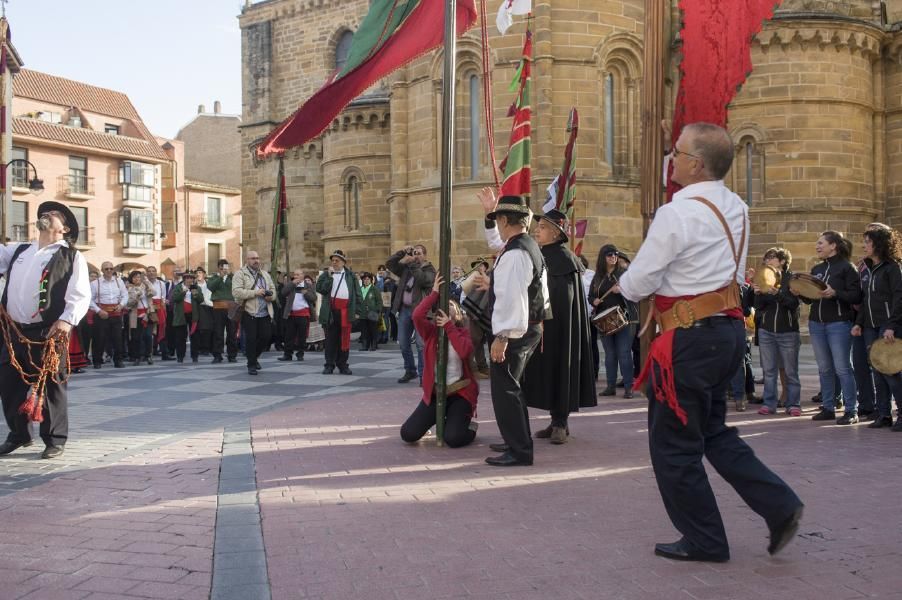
[868,416,892,428]
[654,540,729,563]
[114,361,125,368]
[0,439,34,455]
[339,367,353,375]
[485,452,532,467]
[599,387,616,397]
[768,504,804,555]
[277,355,293,362]
[811,409,835,421]
[93,364,102,369]
[398,371,417,384]
[296,355,304,362]
[212,357,223,364]
[534,425,553,439]
[892,419,902,432]
[323,367,334,375]
[41,445,64,459]
[228,357,238,363]
[254,361,262,370]
[247,367,258,376]
[489,443,509,453]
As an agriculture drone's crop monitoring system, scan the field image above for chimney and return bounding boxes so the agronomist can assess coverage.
[214,101,222,114]
[198,104,206,114]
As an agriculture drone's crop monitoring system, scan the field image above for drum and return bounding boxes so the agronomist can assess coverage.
[752,265,781,293]
[461,290,491,333]
[788,273,827,300]
[869,338,902,376]
[592,306,628,336]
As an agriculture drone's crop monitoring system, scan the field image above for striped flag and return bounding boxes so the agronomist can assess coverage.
[257,0,477,157]
[556,108,579,217]
[270,156,288,268]
[499,30,532,197]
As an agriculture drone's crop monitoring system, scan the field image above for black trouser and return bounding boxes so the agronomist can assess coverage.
[590,324,600,379]
[470,322,488,370]
[164,307,176,357]
[171,324,196,361]
[323,310,349,369]
[212,308,238,360]
[242,313,272,367]
[0,325,69,447]
[647,319,802,557]
[401,394,475,448]
[359,319,379,350]
[92,314,124,366]
[490,324,542,462]
[128,320,152,361]
[283,315,310,357]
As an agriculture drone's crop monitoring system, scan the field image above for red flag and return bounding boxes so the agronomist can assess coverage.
[257,0,477,157]
[573,241,583,257]
[499,30,532,197]
[574,219,588,239]
[668,0,782,198]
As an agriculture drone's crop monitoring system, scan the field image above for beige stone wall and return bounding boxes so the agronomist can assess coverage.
[728,19,883,272]
[239,0,902,279]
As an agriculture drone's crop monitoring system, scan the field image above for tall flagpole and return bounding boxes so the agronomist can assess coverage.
[639,0,667,363]
[435,0,457,446]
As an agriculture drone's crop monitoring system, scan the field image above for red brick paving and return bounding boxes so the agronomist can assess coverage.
[252,380,902,600]
[0,433,219,600]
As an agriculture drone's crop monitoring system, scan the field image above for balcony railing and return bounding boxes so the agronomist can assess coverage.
[197,213,233,230]
[74,227,95,247]
[9,223,32,242]
[58,174,95,198]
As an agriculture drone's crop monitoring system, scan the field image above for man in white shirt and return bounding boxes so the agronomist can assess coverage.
[89,261,128,368]
[618,122,803,562]
[475,191,550,467]
[0,201,90,459]
[145,266,171,360]
[315,250,362,375]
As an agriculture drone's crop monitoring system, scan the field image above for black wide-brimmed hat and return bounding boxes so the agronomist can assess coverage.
[37,201,79,243]
[470,257,490,269]
[487,195,532,221]
[329,249,348,263]
[532,208,569,243]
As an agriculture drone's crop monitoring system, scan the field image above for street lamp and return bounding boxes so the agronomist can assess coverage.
[3,159,44,194]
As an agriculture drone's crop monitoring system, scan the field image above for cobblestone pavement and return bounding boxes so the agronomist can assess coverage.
[1,346,901,600]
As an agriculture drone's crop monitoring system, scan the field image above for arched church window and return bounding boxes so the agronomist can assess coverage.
[604,73,615,166]
[335,31,354,73]
[469,74,481,180]
[736,137,764,206]
[344,175,360,231]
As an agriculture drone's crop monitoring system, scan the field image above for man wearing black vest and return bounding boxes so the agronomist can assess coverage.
[0,202,90,459]
[476,189,550,467]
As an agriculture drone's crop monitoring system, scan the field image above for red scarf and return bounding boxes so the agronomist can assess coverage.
[331,298,351,351]
[152,298,167,342]
[634,294,743,426]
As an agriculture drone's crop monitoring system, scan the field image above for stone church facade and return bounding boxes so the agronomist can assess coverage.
[239,0,902,273]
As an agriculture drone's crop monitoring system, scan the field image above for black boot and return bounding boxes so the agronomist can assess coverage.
[277,353,293,362]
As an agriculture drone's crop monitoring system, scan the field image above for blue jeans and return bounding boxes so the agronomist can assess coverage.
[851,334,875,413]
[758,330,801,410]
[601,324,635,389]
[809,320,857,414]
[861,325,902,419]
[398,305,424,377]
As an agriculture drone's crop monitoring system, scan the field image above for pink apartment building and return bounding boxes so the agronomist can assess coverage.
[7,69,241,278]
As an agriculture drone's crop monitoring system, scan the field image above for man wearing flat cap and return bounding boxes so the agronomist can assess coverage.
[316,250,363,375]
[0,201,90,459]
[476,188,550,467]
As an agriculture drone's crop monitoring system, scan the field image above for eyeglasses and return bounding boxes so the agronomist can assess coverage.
[673,146,701,160]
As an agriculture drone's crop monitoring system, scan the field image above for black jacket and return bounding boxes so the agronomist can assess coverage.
[588,267,639,322]
[804,256,862,323]
[386,252,436,313]
[855,258,902,331]
[753,267,800,333]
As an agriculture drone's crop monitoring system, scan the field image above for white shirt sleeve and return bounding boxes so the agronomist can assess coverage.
[118,279,128,308]
[89,279,100,312]
[492,249,531,339]
[59,253,91,326]
[484,224,505,253]
[618,204,688,302]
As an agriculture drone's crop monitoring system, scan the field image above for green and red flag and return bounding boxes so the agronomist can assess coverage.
[556,108,579,217]
[270,156,288,268]
[256,0,477,157]
[499,30,532,197]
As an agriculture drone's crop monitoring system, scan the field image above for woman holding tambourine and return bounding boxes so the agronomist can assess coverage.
[794,231,862,424]
[589,244,639,399]
[851,226,902,431]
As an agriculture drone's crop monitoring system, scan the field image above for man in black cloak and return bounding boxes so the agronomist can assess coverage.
[525,209,597,444]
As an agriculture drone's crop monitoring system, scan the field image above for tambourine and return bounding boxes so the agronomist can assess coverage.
[789,273,827,300]
[869,338,902,376]
[752,265,781,294]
